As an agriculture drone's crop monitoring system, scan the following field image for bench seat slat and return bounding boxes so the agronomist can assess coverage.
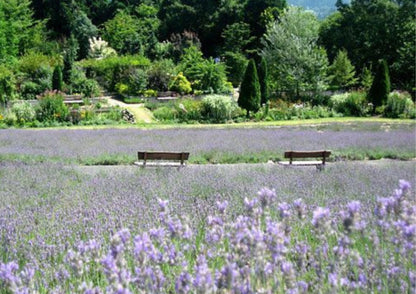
[137,151,189,167]
[279,161,323,166]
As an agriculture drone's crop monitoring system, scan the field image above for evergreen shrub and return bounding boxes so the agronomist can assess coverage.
[384,91,415,119]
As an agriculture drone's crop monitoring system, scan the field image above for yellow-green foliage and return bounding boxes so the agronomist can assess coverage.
[169,72,192,94]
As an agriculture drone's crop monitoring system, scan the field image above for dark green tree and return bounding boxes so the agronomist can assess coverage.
[368,59,391,112]
[238,59,261,117]
[62,35,79,85]
[257,57,269,105]
[52,66,63,91]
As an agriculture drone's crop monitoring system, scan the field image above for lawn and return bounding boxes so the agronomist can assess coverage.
[0,121,415,293]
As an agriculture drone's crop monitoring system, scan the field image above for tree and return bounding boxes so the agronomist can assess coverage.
[239,59,261,117]
[52,66,63,91]
[328,49,357,90]
[319,0,415,93]
[0,0,45,62]
[257,57,269,105]
[261,6,328,100]
[368,59,391,112]
[71,10,97,60]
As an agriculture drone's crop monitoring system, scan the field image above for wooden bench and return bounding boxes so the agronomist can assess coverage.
[279,150,331,170]
[135,151,190,167]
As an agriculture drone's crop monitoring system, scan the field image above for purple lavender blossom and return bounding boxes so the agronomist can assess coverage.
[311,207,330,228]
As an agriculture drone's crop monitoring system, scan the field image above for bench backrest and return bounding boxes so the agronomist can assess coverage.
[138,151,190,161]
[284,150,331,159]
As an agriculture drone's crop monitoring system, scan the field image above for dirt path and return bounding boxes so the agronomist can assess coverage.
[105,97,154,123]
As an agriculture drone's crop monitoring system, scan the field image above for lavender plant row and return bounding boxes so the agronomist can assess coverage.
[0,161,415,292]
[0,123,415,163]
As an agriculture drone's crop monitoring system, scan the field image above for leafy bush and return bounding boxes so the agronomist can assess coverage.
[0,65,16,104]
[52,66,63,91]
[344,91,368,116]
[71,67,101,97]
[384,91,416,119]
[329,91,368,117]
[202,94,238,122]
[175,98,203,122]
[20,81,42,100]
[36,91,69,122]
[169,72,192,94]
[153,106,177,121]
[11,101,36,124]
[223,51,248,87]
[178,46,230,94]
[239,59,261,117]
[147,59,176,91]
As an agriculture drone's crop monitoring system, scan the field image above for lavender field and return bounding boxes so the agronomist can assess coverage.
[0,122,415,163]
[0,122,415,293]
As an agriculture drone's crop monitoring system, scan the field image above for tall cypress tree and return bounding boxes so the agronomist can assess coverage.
[368,59,391,113]
[238,59,261,117]
[52,65,63,91]
[257,57,269,105]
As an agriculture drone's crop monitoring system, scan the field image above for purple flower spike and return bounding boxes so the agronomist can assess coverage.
[257,187,276,208]
[216,200,228,214]
[311,207,330,227]
[399,179,411,191]
[347,201,361,215]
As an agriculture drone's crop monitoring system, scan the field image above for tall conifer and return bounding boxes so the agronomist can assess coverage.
[239,59,261,117]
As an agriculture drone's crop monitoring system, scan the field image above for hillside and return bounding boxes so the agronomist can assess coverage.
[288,0,351,18]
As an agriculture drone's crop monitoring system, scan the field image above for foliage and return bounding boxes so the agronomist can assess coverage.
[153,105,178,121]
[178,46,230,94]
[258,57,269,105]
[0,0,46,62]
[223,51,248,87]
[36,91,69,122]
[102,6,159,56]
[169,72,192,95]
[261,6,328,100]
[202,94,238,122]
[368,59,391,111]
[52,66,63,91]
[0,65,16,103]
[71,9,97,59]
[147,59,176,92]
[329,91,369,117]
[384,91,415,119]
[11,101,36,123]
[239,59,261,117]
[360,66,373,91]
[319,0,415,93]
[88,37,117,59]
[221,22,254,53]
[70,67,101,98]
[328,49,357,89]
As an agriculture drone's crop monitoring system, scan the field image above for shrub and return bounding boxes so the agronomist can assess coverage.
[11,101,36,124]
[153,106,177,121]
[0,65,16,104]
[258,57,269,105]
[36,91,69,122]
[20,81,42,100]
[223,51,248,87]
[169,72,192,95]
[70,67,101,97]
[238,59,261,117]
[368,59,390,111]
[147,59,176,91]
[384,91,416,119]
[175,98,203,122]
[344,91,368,117]
[115,83,129,95]
[329,92,368,117]
[178,46,230,94]
[52,66,63,91]
[202,94,237,122]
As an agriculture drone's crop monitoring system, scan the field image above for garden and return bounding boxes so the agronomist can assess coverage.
[0,0,415,293]
[0,122,415,293]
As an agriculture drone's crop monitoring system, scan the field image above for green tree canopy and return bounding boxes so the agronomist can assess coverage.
[239,59,261,117]
[328,49,357,90]
[368,59,391,111]
[261,6,328,100]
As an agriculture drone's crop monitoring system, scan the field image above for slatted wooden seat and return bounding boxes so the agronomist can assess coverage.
[135,151,190,167]
[279,150,331,170]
